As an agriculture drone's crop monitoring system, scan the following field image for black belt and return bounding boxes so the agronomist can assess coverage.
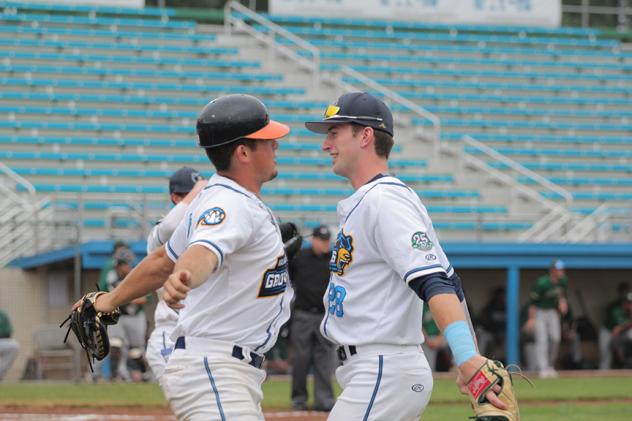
[337,345,357,362]
[174,336,265,369]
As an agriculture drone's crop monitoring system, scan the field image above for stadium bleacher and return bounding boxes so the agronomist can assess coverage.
[1,1,630,243]
[255,13,630,223]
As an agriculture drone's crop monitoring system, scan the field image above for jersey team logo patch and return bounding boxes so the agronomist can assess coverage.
[197,207,226,227]
[411,231,433,251]
[330,229,354,276]
[258,255,289,298]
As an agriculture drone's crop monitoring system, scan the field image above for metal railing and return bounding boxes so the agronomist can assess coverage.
[0,162,53,266]
[223,1,442,155]
[224,1,320,86]
[559,204,632,243]
[461,136,575,242]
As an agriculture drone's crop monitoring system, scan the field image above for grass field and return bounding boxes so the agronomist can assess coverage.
[1,375,631,420]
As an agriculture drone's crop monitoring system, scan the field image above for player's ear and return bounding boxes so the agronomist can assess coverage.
[360,126,374,148]
[233,143,251,164]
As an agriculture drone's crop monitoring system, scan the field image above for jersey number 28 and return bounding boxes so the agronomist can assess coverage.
[327,283,346,317]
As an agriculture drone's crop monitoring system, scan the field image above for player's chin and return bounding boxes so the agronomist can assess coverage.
[331,163,345,177]
[267,169,278,182]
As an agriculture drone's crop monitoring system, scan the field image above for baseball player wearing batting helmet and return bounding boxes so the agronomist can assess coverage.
[81,94,294,420]
[305,92,511,420]
[145,166,206,383]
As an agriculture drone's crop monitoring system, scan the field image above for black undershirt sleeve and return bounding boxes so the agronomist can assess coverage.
[408,271,465,302]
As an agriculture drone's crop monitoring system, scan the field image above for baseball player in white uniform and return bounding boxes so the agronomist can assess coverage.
[79,94,295,420]
[305,92,507,420]
[145,166,206,382]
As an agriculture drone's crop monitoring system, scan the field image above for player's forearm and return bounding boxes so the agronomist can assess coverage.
[429,293,480,368]
[428,293,468,330]
[155,203,187,246]
[173,244,218,289]
[107,246,174,307]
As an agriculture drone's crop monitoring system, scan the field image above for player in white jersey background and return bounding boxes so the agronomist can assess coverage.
[145,166,206,383]
[75,94,297,421]
[305,92,508,420]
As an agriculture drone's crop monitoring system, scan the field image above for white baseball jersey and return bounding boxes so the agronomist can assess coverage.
[147,201,189,330]
[321,174,454,347]
[165,174,293,354]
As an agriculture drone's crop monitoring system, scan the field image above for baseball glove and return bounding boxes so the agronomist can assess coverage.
[279,221,302,260]
[60,291,120,371]
[466,359,520,421]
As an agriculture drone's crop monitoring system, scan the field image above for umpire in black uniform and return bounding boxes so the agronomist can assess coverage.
[290,225,335,412]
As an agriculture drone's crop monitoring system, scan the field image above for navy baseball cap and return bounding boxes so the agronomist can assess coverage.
[169,167,203,194]
[312,225,331,240]
[305,92,394,137]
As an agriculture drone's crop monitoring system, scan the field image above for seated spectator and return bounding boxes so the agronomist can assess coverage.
[0,308,20,381]
[477,287,507,362]
[600,286,632,369]
[599,282,629,369]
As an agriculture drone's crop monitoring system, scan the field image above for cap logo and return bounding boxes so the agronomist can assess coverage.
[324,105,340,118]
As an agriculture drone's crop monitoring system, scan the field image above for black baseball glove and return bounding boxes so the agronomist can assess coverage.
[280,221,303,260]
[60,291,120,371]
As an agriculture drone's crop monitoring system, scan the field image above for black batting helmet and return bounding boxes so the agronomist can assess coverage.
[196,94,290,149]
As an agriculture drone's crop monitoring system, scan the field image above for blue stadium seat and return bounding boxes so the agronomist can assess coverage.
[329,64,632,82]
[262,24,615,49]
[1,12,196,29]
[275,33,622,62]
[443,133,632,145]
[1,0,176,17]
[258,13,601,37]
[467,147,632,158]
[0,38,239,57]
[0,23,213,41]
[305,50,629,71]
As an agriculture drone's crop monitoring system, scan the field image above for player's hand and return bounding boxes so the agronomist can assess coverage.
[72,292,117,314]
[458,355,507,410]
[163,270,191,309]
[558,298,568,316]
[191,179,207,195]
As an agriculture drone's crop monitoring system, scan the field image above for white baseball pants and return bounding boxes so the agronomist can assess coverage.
[161,338,266,421]
[146,327,175,381]
[328,344,433,421]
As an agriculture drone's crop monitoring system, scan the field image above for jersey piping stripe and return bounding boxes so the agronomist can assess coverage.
[204,182,253,200]
[254,294,286,352]
[345,181,411,222]
[363,355,384,421]
[446,264,454,276]
[165,239,179,261]
[189,239,224,266]
[203,356,226,421]
[186,212,192,238]
[404,264,447,283]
